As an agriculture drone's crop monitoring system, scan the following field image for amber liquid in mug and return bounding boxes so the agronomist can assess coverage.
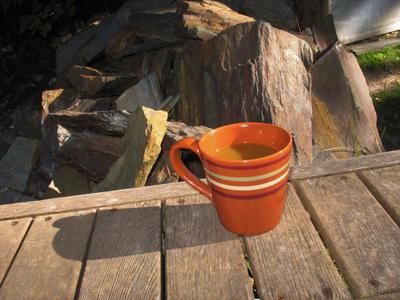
[214,143,276,160]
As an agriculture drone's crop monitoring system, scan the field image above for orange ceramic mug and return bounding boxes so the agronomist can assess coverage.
[169,122,292,236]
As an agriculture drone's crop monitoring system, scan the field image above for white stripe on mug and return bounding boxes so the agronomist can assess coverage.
[206,169,289,191]
[204,161,289,182]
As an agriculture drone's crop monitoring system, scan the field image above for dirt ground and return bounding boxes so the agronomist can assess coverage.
[364,69,400,95]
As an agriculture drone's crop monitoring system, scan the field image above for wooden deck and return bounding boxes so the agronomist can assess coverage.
[1,150,400,299]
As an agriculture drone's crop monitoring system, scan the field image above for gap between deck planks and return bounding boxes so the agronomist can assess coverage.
[0,210,95,300]
[164,195,253,299]
[358,165,400,226]
[295,174,400,298]
[0,218,32,286]
[77,201,162,300]
[0,150,399,221]
[244,185,351,299]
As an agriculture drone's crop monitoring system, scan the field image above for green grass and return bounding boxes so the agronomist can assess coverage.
[373,84,400,150]
[358,45,400,72]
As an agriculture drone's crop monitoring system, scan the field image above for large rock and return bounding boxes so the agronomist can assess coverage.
[0,137,39,193]
[176,0,255,40]
[116,73,163,112]
[56,131,124,182]
[94,107,167,192]
[177,21,313,164]
[49,110,130,136]
[312,44,384,158]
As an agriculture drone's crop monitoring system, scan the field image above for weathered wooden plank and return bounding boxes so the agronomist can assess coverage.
[1,150,400,221]
[291,150,400,181]
[245,184,352,299]
[165,195,253,299]
[360,292,400,300]
[295,174,400,298]
[358,165,400,226]
[0,211,95,300]
[0,218,31,285]
[0,181,197,221]
[78,201,161,300]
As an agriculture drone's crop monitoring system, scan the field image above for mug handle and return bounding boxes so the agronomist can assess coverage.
[169,138,213,201]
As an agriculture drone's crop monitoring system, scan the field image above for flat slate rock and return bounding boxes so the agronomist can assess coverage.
[116,73,163,112]
[0,188,33,204]
[0,137,39,193]
[312,44,383,159]
[94,107,167,192]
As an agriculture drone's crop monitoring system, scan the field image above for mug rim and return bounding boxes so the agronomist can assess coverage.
[198,122,292,166]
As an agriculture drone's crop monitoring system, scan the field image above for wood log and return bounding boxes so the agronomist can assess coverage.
[49,110,129,136]
[56,131,124,183]
[41,89,80,117]
[66,65,136,96]
[176,0,255,40]
[163,121,211,149]
[177,21,314,164]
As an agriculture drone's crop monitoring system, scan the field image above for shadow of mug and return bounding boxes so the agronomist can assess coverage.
[52,203,238,261]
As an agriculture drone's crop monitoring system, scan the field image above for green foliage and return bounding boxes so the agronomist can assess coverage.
[357,45,400,72]
[373,84,400,150]
[18,0,75,37]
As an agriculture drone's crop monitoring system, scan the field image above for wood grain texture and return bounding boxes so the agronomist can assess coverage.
[295,174,400,298]
[358,165,400,226]
[0,218,31,285]
[0,181,197,221]
[177,0,255,40]
[1,151,399,221]
[78,201,161,300]
[290,150,400,181]
[360,292,400,300]
[245,184,352,300]
[164,195,253,299]
[0,211,94,300]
